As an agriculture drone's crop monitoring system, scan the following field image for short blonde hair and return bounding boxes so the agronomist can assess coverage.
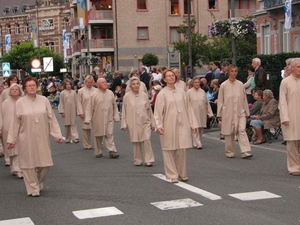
[84,75,94,84]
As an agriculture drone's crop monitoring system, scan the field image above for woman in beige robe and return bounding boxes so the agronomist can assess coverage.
[125,70,148,94]
[0,84,23,178]
[154,69,198,183]
[187,77,213,149]
[121,77,155,166]
[173,68,188,91]
[59,79,79,143]
[77,75,97,149]
[217,64,252,159]
[7,77,63,197]
[0,83,5,158]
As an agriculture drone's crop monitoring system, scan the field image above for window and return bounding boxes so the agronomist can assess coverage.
[184,0,193,14]
[6,24,11,34]
[137,0,147,10]
[262,25,270,54]
[137,27,149,39]
[170,0,179,15]
[44,41,55,51]
[170,27,180,43]
[41,19,54,31]
[282,26,290,53]
[15,23,20,34]
[64,19,69,29]
[0,26,2,36]
[208,0,218,9]
[92,25,113,39]
[24,23,29,33]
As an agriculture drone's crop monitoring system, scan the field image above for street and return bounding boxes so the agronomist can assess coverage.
[0,109,299,225]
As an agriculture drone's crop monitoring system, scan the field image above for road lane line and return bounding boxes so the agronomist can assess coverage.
[153,174,222,201]
[151,198,203,210]
[229,191,281,201]
[0,217,34,225]
[73,207,123,219]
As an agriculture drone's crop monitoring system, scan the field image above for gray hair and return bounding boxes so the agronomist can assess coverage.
[191,77,201,86]
[290,58,300,67]
[128,77,140,88]
[263,89,274,99]
[252,57,261,65]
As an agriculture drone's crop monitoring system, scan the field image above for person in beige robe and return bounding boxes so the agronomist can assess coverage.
[0,84,23,178]
[154,70,198,183]
[0,83,4,158]
[85,78,120,159]
[173,68,188,91]
[187,78,213,149]
[121,77,155,166]
[77,75,97,149]
[279,58,300,176]
[125,70,148,94]
[59,80,79,143]
[7,77,63,197]
[217,64,252,159]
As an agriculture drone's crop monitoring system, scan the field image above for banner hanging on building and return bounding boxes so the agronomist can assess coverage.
[63,29,69,63]
[284,0,292,29]
[30,18,39,47]
[5,34,11,53]
[77,0,86,29]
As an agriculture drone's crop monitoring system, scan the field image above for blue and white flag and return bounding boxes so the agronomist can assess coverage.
[5,34,11,53]
[62,29,69,50]
[284,0,292,29]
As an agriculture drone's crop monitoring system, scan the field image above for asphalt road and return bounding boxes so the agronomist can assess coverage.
[0,109,299,225]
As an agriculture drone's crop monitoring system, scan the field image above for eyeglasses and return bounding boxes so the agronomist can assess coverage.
[26,84,37,87]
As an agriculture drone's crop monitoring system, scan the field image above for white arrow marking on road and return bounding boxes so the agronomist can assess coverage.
[153,174,222,201]
[151,198,203,210]
[73,207,123,219]
[0,217,34,225]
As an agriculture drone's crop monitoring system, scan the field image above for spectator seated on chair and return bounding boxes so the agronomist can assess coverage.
[250,89,281,145]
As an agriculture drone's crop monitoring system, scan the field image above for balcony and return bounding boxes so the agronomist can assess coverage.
[65,2,71,14]
[66,48,72,58]
[228,9,256,18]
[66,26,72,36]
[81,39,114,52]
[264,0,300,9]
[87,10,113,24]
[72,43,82,56]
[70,18,79,30]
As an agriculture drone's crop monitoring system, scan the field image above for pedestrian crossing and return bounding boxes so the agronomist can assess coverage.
[0,174,283,223]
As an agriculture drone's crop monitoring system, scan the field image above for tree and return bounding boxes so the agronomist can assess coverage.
[1,41,65,75]
[141,53,159,67]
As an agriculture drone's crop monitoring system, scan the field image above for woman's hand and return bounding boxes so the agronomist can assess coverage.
[157,127,164,135]
[79,114,84,119]
[56,138,63,143]
[7,143,14,149]
[121,127,127,131]
[61,113,65,118]
[193,128,198,134]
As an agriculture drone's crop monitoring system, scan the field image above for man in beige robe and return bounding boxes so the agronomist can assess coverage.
[217,76,252,158]
[279,58,300,176]
[0,83,4,158]
[77,76,97,149]
[121,78,155,166]
[85,78,120,158]
[187,83,213,149]
[59,88,79,143]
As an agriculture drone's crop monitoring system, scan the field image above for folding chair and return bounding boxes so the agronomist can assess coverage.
[264,126,282,143]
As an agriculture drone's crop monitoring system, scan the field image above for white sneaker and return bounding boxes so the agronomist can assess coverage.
[241,152,253,159]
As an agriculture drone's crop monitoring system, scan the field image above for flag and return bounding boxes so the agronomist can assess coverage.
[5,34,11,52]
[284,0,292,29]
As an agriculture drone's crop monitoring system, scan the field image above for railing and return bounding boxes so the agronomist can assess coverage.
[66,25,72,33]
[228,9,256,18]
[72,43,81,54]
[82,39,114,49]
[88,10,113,20]
[70,18,79,28]
[67,48,72,57]
[264,0,285,8]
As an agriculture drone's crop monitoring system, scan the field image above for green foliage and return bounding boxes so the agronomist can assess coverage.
[1,42,65,76]
[141,53,158,67]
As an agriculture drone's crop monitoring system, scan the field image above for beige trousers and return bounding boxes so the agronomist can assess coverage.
[10,155,21,173]
[22,167,50,195]
[132,139,155,165]
[82,129,92,148]
[162,149,187,180]
[65,125,79,142]
[286,140,300,173]
[193,128,204,148]
[94,135,117,155]
[224,116,251,156]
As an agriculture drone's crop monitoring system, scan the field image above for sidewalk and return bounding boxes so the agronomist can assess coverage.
[203,127,286,153]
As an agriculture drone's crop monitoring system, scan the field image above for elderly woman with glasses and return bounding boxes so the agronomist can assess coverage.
[250,89,281,145]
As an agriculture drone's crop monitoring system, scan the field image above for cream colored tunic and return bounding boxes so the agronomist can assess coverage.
[217,79,249,135]
[187,87,213,128]
[0,97,19,156]
[85,89,120,136]
[154,86,198,150]
[7,95,62,169]
[77,86,97,129]
[121,91,155,142]
[279,75,300,140]
[175,80,187,91]
[58,89,77,126]
[1,88,10,104]
[125,80,148,94]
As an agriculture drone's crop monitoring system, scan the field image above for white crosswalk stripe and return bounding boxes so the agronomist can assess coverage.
[229,191,281,201]
[72,207,123,219]
[151,198,203,210]
[0,217,34,225]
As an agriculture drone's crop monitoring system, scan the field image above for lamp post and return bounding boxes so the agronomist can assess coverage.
[230,0,237,65]
[187,0,192,78]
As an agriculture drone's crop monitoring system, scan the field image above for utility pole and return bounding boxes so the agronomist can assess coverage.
[85,0,90,74]
[36,0,41,78]
[231,0,237,65]
[187,0,192,78]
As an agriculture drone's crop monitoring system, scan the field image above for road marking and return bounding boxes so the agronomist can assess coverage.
[151,198,203,210]
[153,174,222,200]
[73,207,123,219]
[0,217,34,225]
[229,191,281,201]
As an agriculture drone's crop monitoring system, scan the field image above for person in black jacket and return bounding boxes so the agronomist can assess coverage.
[218,61,229,86]
[251,58,267,90]
[140,66,150,90]
[109,71,122,92]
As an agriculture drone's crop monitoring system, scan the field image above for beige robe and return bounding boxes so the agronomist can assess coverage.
[77,86,97,129]
[279,75,300,140]
[217,79,250,135]
[121,91,155,142]
[58,89,77,125]
[125,80,148,94]
[0,97,19,156]
[85,89,120,136]
[154,86,198,150]
[187,87,213,128]
[7,95,62,169]
[175,80,187,91]
[1,88,10,104]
